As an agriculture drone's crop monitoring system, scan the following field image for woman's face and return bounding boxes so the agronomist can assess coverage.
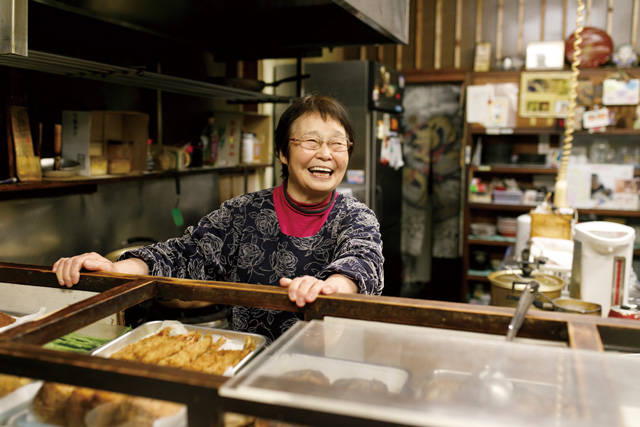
[280,112,350,204]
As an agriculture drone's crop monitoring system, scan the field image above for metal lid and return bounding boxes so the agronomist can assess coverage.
[487,269,566,292]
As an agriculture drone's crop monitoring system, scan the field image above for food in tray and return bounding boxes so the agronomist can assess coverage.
[43,332,115,354]
[109,327,258,375]
[332,377,388,394]
[278,369,391,396]
[280,369,330,386]
[30,325,260,426]
[33,382,183,427]
[0,373,32,398]
[0,312,16,328]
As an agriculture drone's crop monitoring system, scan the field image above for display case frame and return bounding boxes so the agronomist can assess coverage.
[1,261,640,426]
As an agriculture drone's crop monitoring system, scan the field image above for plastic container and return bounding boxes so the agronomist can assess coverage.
[570,221,635,317]
[242,132,256,165]
[470,223,497,236]
[492,190,523,205]
[497,216,518,237]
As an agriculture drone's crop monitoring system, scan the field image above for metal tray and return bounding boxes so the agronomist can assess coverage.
[268,353,410,394]
[92,321,266,376]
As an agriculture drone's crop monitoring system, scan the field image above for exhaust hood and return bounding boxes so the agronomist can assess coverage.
[29,0,409,60]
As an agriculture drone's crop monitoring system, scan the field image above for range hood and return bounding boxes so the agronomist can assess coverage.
[29,0,409,61]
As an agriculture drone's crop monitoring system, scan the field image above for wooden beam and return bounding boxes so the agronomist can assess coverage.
[496,0,504,61]
[606,0,614,36]
[475,0,483,42]
[454,0,462,68]
[633,0,640,46]
[435,0,442,69]
[567,321,604,351]
[518,0,525,57]
[415,0,423,69]
[541,0,546,40]
[562,0,568,40]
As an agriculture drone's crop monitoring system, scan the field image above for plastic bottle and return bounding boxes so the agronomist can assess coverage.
[242,133,255,165]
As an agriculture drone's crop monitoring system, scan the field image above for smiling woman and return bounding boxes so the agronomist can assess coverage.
[52,95,384,344]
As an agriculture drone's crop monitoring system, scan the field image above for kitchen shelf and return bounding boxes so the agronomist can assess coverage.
[0,51,292,104]
[468,238,514,247]
[470,165,557,175]
[0,164,270,201]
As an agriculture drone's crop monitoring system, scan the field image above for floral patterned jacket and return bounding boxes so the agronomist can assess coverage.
[122,187,384,343]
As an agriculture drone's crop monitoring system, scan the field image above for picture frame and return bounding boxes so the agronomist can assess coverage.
[525,41,565,70]
[474,42,492,72]
[519,71,572,118]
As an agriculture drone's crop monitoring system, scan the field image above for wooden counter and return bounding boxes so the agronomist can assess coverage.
[1,262,640,426]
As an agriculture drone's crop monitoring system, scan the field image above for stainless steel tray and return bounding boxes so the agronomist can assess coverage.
[92,320,266,376]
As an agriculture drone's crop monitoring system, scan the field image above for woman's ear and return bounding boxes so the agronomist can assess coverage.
[279,150,288,165]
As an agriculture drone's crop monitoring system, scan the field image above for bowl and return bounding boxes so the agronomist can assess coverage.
[470,223,497,236]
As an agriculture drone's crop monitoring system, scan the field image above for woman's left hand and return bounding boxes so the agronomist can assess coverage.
[279,274,357,307]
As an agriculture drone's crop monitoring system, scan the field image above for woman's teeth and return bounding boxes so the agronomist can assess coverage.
[308,167,333,176]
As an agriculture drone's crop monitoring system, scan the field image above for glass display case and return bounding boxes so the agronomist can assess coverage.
[222,317,640,427]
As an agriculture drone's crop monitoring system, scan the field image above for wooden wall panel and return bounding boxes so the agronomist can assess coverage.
[439,0,458,69]
[342,0,640,73]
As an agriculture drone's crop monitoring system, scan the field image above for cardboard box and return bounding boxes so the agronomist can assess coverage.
[62,111,149,176]
[206,112,272,167]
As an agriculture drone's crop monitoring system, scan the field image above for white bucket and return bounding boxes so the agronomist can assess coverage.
[569,221,635,317]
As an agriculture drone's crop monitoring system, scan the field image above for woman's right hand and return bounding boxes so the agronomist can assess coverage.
[52,252,117,287]
[53,253,150,288]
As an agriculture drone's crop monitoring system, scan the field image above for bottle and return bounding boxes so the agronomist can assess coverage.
[242,132,255,165]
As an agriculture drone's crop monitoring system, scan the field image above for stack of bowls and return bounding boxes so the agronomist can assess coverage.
[497,217,518,237]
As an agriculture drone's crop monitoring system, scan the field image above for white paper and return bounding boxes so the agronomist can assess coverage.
[466,85,489,124]
[567,164,634,208]
[603,79,640,106]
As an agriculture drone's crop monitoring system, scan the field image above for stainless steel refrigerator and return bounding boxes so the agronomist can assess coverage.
[304,60,405,296]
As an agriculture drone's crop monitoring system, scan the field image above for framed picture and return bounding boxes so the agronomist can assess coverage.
[525,41,565,70]
[474,42,492,72]
[519,71,572,118]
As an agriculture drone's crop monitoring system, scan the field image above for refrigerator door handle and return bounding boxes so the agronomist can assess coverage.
[376,184,384,225]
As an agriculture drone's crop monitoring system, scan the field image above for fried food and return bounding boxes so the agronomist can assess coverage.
[33,327,259,426]
[332,378,388,394]
[190,336,257,375]
[0,312,16,328]
[0,373,32,398]
[158,333,212,367]
[279,369,330,386]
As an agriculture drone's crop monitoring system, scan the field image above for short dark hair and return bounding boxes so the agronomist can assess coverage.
[274,94,355,179]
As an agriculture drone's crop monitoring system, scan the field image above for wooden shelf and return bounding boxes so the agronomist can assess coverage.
[468,238,514,247]
[0,164,270,200]
[470,127,562,135]
[469,202,640,217]
[469,203,535,212]
[470,165,557,175]
[467,274,490,282]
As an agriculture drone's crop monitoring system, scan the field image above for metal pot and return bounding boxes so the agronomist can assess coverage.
[551,298,601,316]
[488,269,566,309]
[104,237,157,262]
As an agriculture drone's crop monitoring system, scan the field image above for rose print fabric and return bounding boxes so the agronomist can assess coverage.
[121,187,384,343]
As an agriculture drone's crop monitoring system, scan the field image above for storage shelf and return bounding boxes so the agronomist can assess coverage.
[0,164,269,200]
[467,274,490,282]
[0,51,292,104]
[469,202,640,217]
[470,165,557,175]
[468,238,514,247]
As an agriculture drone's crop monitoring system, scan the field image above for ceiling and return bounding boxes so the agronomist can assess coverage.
[28,0,409,61]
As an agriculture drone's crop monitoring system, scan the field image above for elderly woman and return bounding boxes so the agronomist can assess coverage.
[53,94,384,343]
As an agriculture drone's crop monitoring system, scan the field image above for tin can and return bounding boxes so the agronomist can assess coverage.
[608,304,640,320]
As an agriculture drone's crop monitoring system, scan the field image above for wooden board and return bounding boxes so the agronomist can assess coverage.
[9,106,41,181]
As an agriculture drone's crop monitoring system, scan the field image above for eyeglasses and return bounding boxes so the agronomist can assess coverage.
[290,136,352,153]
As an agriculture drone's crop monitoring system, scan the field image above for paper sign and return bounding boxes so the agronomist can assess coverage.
[603,79,640,105]
[582,108,610,129]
